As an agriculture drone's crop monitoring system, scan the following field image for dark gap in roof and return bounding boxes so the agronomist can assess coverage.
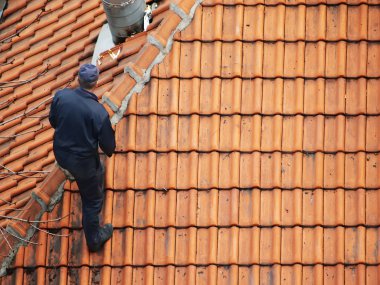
[0,0,7,21]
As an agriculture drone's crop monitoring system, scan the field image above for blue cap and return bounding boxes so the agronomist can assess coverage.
[78,64,99,83]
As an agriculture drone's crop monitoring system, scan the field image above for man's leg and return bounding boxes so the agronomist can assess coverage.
[75,162,105,250]
[55,151,111,251]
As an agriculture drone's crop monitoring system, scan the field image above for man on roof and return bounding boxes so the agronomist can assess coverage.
[49,64,116,252]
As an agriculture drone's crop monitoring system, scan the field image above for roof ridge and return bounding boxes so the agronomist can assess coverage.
[100,0,203,124]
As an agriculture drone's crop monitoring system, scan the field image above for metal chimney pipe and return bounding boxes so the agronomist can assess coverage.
[102,0,145,44]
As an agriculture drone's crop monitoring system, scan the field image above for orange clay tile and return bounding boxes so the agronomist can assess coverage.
[324,115,345,152]
[240,115,261,151]
[156,115,178,151]
[369,6,380,40]
[242,43,263,78]
[305,43,326,78]
[239,153,260,188]
[284,43,305,78]
[261,115,283,151]
[305,5,326,41]
[179,5,202,41]
[201,5,223,41]
[264,5,285,41]
[136,78,158,114]
[155,151,177,188]
[367,43,380,77]
[175,228,196,264]
[196,227,218,264]
[176,189,197,226]
[303,115,324,151]
[238,188,261,226]
[219,116,240,151]
[323,154,344,189]
[177,115,199,150]
[346,79,367,114]
[243,6,264,40]
[180,42,201,78]
[346,153,366,188]
[150,11,182,48]
[285,6,306,41]
[112,190,134,227]
[103,73,136,109]
[367,116,380,151]
[260,188,282,225]
[134,189,155,227]
[365,153,380,188]
[324,78,346,115]
[241,79,262,114]
[154,228,176,265]
[345,188,366,226]
[199,79,221,114]
[198,115,220,151]
[176,152,198,189]
[156,40,180,78]
[178,78,200,114]
[263,43,285,78]
[326,5,347,41]
[197,189,218,226]
[282,154,303,189]
[282,115,303,151]
[154,189,176,226]
[217,188,239,225]
[157,78,179,115]
[220,79,241,114]
[221,42,243,78]
[221,6,243,41]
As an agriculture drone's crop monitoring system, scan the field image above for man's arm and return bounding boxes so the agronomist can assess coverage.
[99,118,116,157]
[49,94,59,128]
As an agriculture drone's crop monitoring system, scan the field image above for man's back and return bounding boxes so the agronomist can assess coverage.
[49,87,115,157]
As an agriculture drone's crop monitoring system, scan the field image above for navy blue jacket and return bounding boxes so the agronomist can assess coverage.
[49,88,115,157]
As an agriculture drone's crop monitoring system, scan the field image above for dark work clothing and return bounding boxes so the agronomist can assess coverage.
[54,150,105,248]
[49,87,115,249]
[49,87,115,157]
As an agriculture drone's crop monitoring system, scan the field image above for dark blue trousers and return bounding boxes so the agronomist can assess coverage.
[54,150,104,248]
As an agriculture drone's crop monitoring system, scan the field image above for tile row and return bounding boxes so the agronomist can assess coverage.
[150,41,380,78]
[177,4,380,41]
[115,114,380,152]
[124,78,380,115]
[102,152,380,190]
[0,130,54,168]
[45,188,380,228]
[0,57,90,124]
[0,149,54,195]
[0,1,104,80]
[202,0,380,6]
[12,226,380,268]
[3,264,380,285]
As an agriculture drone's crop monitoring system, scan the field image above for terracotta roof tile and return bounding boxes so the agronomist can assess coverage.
[1,0,380,282]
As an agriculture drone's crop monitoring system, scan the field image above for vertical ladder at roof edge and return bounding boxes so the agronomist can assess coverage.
[108,0,204,125]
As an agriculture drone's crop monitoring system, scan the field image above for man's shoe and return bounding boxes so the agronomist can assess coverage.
[88,223,113,252]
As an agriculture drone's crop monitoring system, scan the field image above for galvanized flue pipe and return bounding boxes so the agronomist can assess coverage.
[102,0,145,44]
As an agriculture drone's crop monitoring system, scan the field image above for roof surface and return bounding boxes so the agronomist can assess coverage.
[0,0,380,284]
